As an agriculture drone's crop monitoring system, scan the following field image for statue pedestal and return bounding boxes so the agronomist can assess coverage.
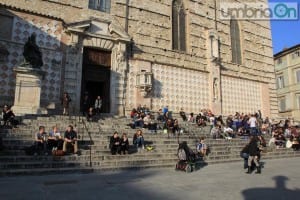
[12,66,46,115]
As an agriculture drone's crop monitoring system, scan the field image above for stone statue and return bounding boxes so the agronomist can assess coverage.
[22,33,43,68]
[213,77,219,101]
[115,44,125,72]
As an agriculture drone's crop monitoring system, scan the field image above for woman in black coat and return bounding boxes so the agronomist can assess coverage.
[120,133,129,154]
[109,132,121,155]
[246,136,261,174]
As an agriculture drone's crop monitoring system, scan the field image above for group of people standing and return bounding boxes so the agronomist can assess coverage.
[61,92,102,120]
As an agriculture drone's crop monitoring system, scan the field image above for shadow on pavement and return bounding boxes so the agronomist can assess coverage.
[242,176,300,200]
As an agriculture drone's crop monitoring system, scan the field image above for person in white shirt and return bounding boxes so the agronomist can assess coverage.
[94,96,102,115]
[223,125,234,139]
[48,126,63,150]
[248,114,257,136]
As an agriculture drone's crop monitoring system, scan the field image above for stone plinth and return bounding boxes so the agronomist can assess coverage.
[12,66,46,115]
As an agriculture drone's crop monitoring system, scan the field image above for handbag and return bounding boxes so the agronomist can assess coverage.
[52,149,64,156]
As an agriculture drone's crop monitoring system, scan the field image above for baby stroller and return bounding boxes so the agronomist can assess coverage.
[175,141,196,173]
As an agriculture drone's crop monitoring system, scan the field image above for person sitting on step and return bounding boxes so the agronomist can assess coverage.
[63,125,78,155]
[120,133,129,155]
[210,125,222,139]
[196,137,208,157]
[87,107,95,122]
[48,125,63,150]
[223,124,234,139]
[109,132,121,155]
[2,105,18,128]
[179,108,187,121]
[34,126,48,155]
[133,129,145,150]
[134,112,144,128]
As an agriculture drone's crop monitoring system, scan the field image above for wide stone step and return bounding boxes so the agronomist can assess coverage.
[0,160,91,169]
[0,167,93,176]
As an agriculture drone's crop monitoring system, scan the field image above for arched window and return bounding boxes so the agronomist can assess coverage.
[230,19,242,64]
[172,0,186,51]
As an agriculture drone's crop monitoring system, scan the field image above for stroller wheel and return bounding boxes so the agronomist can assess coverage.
[185,164,192,173]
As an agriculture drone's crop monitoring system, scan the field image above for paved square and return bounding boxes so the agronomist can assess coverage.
[0,157,299,200]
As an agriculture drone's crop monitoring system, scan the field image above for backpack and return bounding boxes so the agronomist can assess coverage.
[178,148,187,161]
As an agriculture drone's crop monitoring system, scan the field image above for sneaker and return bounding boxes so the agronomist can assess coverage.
[142,145,145,149]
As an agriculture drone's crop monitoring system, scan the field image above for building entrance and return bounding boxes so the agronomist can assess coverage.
[81,48,111,113]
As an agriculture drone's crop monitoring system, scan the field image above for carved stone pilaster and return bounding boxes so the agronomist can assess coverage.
[207,29,222,115]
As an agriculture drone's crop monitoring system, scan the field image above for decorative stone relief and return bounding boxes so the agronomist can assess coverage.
[115,43,126,73]
[150,64,209,112]
[213,77,219,101]
[221,76,262,115]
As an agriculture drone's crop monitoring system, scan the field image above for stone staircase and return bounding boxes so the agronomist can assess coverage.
[0,115,299,176]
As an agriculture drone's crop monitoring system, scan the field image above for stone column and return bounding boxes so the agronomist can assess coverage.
[12,66,46,115]
[111,42,128,115]
[207,29,222,115]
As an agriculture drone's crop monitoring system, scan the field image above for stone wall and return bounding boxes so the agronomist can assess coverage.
[0,0,277,117]
[119,0,276,116]
[126,60,209,113]
[0,8,63,106]
[221,76,262,115]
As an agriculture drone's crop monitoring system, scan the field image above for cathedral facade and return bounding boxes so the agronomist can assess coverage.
[0,0,277,117]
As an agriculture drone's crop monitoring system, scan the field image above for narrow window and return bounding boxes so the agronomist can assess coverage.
[277,76,285,89]
[296,70,300,83]
[172,0,186,51]
[230,19,242,64]
[279,97,286,112]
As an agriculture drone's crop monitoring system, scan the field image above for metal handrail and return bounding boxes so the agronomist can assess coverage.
[81,118,92,167]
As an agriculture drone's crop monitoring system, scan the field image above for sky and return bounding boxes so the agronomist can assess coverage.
[269,0,300,54]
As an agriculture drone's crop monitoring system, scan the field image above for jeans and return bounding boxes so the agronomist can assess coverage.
[241,152,249,169]
[134,137,144,148]
[134,120,144,128]
[250,127,257,136]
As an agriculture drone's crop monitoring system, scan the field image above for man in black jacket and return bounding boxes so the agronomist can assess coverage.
[246,136,261,174]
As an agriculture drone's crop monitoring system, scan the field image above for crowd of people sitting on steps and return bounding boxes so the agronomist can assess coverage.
[129,105,187,137]
[128,105,300,150]
[25,125,79,156]
[109,129,145,155]
[1,102,299,158]
[208,111,299,151]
